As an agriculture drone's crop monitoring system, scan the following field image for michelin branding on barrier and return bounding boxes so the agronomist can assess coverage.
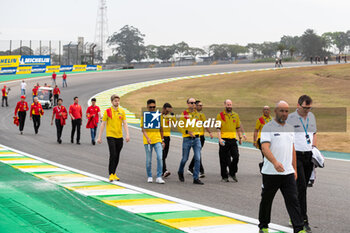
[31,66,46,74]
[73,65,87,72]
[86,65,97,71]
[46,65,60,73]
[0,67,17,75]
[0,55,21,67]
[0,64,101,75]
[60,65,73,72]
[16,66,32,74]
[19,55,51,66]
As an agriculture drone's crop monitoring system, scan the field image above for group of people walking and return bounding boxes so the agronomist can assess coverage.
[8,80,318,232]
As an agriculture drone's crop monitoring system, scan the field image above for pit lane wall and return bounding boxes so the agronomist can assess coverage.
[0,55,102,75]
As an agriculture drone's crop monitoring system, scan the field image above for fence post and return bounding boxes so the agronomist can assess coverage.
[30,40,32,55]
[9,40,12,55]
[20,40,22,55]
[39,40,42,55]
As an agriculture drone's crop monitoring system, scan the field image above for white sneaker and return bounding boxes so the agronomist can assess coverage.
[156,177,165,184]
[147,177,153,183]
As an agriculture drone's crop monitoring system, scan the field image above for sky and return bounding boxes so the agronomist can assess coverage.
[0,0,349,48]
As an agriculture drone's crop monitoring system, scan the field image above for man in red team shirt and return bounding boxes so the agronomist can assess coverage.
[14,95,29,134]
[69,96,82,144]
[53,85,60,106]
[86,98,101,145]
[30,97,44,134]
[62,72,67,88]
[2,85,9,107]
[52,72,57,86]
[51,98,67,144]
[32,85,39,101]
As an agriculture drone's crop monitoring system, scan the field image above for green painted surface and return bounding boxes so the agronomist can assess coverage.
[0,162,182,233]
[140,210,221,220]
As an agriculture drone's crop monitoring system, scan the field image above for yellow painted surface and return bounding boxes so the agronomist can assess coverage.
[156,216,244,228]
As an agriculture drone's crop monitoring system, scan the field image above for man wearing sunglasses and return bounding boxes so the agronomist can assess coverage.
[188,100,213,178]
[178,98,204,185]
[286,95,317,233]
[141,99,165,184]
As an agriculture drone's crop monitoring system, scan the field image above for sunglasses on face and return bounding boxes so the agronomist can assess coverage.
[302,106,312,110]
[188,102,196,104]
[148,106,156,109]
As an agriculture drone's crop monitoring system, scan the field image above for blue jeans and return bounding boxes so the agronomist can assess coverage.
[63,79,67,87]
[90,127,97,141]
[178,137,201,180]
[21,89,25,95]
[144,142,163,178]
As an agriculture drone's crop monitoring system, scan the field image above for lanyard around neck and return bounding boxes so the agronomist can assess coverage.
[299,117,309,135]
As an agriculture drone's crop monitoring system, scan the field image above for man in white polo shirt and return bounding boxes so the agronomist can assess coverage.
[286,95,316,233]
[258,101,305,233]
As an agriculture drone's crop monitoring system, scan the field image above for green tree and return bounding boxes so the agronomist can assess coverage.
[209,44,229,60]
[299,29,327,58]
[289,46,296,58]
[11,46,34,55]
[247,43,262,58]
[277,43,286,56]
[145,45,158,62]
[187,47,205,59]
[260,42,278,58]
[227,44,248,58]
[107,25,146,64]
[157,45,176,62]
[174,41,190,57]
[322,31,348,53]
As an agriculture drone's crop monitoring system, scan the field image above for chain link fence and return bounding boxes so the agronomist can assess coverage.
[0,40,101,65]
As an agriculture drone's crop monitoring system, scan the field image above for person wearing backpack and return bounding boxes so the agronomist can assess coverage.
[97,94,130,182]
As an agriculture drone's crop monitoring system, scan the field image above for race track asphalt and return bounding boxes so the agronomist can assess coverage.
[0,62,349,233]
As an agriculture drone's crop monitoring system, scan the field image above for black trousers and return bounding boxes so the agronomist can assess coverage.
[219,138,239,179]
[107,137,123,175]
[189,135,205,173]
[296,151,314,223]
[162,136,170,174]
[32,115,40,134]
[54,94,59,106]
[71,118,82,142]
[55,119,64,141]
[259,174,304,233]
[18,111,26,132]
[1,96,8,107]
[257,138,265,171]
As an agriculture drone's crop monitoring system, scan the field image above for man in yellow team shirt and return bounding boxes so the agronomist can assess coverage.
[161,103,176,178]
[97,94,130,182]
[188,100,213,178]
[178,98,204,185]
[217,99,242,182]
[141,99,166,184]
[253,106,272,171]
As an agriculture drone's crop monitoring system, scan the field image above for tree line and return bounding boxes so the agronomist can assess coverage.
[107,26,350,64]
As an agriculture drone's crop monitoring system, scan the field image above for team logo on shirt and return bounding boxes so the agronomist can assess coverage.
[143,110,161,129]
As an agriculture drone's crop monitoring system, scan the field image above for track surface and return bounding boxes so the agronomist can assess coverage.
[0,62,349,233]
